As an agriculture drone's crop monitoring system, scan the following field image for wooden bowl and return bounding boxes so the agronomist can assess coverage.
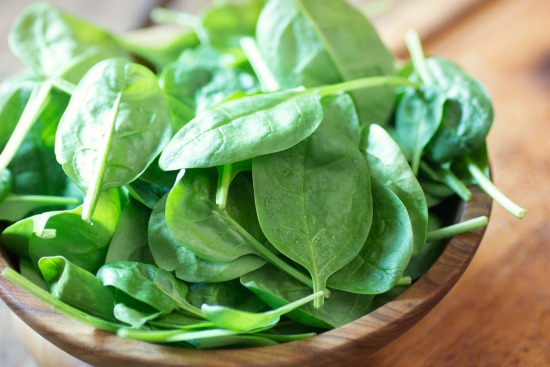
[0,186,491,367]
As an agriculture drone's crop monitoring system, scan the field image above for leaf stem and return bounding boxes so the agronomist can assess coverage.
[420,161,472,202]
[118,327,240,343]
[50,77,76,95]
[0,82,52,172]
[405,30,433,86]
[1,268,123,332]
[317,76,419,97]
[426,216,488,242]
[81,93,122,223]
[240,37,280,92]
[150,8,200,28]
[223,215,314,290]
[216,164,233,209]
[465,157,526,219]
[5,195,80,206]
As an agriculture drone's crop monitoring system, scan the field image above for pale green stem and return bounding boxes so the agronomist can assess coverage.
[420,161,472,202]
[50,77,76,95]
[150,8,200,28]
[1,268,122,332]
[396,276,412,287]
[81,94,122,223]
[405,30,433,86]
[223,215,314,290]
[0,82,52,172]
[118,327,240,343]
[6,195,80,206]
[240,37,280,92]
[317,76,419,97]
[465,157,526,219]
[216,164,233,209]
[426,216,489,242]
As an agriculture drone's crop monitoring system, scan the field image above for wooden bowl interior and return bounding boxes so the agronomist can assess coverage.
[0,186,491,367]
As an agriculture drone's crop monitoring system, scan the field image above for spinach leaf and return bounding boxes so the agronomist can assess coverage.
[28,189,123,273]
[55,59,172,222]
[419,58,493,163]
[256,0,395,125]
[327,177,413,294]
[159,89,323,170]
[187,280,266,313]
[253,116,372,307]
[362,124,428,255]
[160,47,259,114]
[395,87,445,174]
[149,195,266,283]
[165,169,265,263]
[38,256,116,321]
[19,256,48,290]
[105,200,155,264]
[8,2,128,84]
[202,290,323,332]
[241,264,375,328]
[97,262,203,318]
[199,0,265,50]
[0,210,62,258]
[405,213,444,280]
[113,290,164,328]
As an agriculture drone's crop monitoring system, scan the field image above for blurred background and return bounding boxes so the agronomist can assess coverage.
[1,0,549,366]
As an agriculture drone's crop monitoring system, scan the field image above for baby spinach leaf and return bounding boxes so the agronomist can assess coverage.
[253,118,372,307]
[0,73,36,147]
[19,256,48,290]
[160,45,260,115]
[165,169,265,263]
[256,0,395,125]
[55,59,172,222]
[201,290,323,331]
[421,58,493,163]
[113,290,164,328]
[97,261,203,318]
[105,200,155,265]
[395,86,445,174]
[241,264,375,328]
[159,89,323,170]
[28,189,123,273]
[8,2,128,83]
[149,195,266,283]
[126,180,170,210]
[199,0,265,50]
[0,210,62,258]
[187,280,266,313]
[362,124,428,255]
[328,178,414,294]
[38,256,116,321]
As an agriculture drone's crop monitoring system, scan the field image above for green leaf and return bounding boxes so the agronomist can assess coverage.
[149,195,266,283]
[256,0,395,124]
[28,189,123,273]
[38,256,116,321]
[201,290,323,331]
[97,261,203,318]
[363,124,428,255]
[253,118,372,307]
[241,264,375,328]
[422,58,494,163]
[0,194,79,222]
[159,89,323,170]
[55,59,172,222]
[199,0,265,50]
[328,178,413,294]
[8,2,128,83]
[105,200,155,265]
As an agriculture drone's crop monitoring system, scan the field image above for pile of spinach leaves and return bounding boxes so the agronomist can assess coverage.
[0,0,524,350]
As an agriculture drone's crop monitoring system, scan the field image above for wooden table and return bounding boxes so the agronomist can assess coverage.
[1,0,549,366]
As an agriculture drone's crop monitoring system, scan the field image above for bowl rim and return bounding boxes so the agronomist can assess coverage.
[0,185,492,367]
